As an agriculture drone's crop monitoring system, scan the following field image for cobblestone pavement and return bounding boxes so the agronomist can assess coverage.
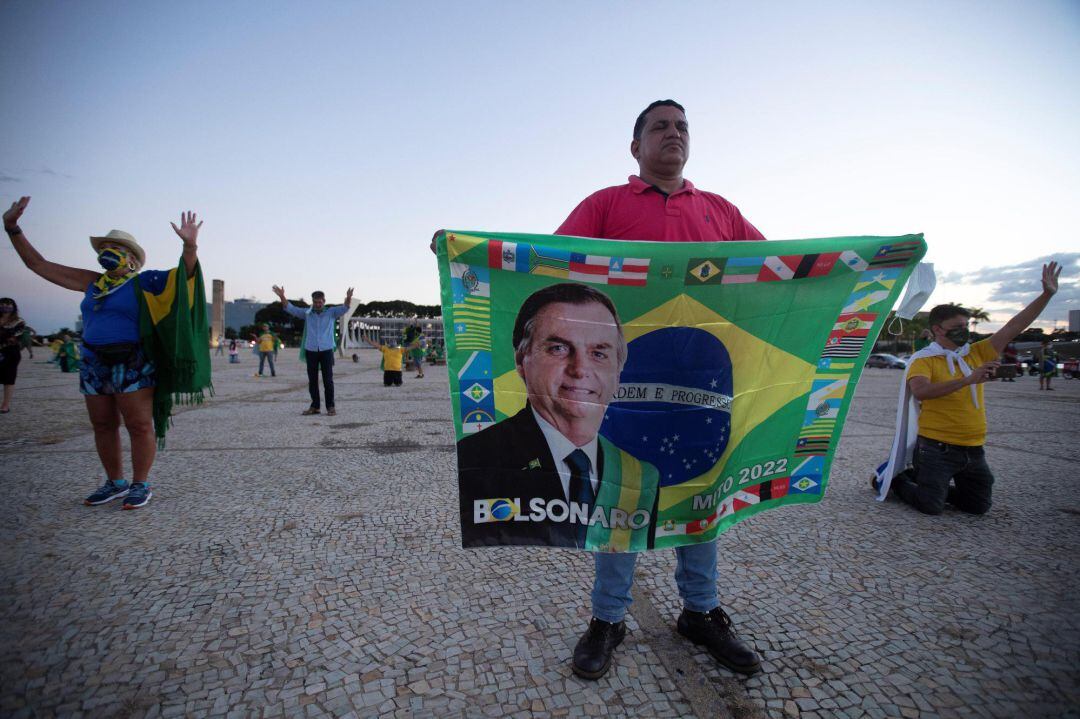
[2,351,1078,718]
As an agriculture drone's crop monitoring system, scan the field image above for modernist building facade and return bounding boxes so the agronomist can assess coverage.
[343,316,444,348]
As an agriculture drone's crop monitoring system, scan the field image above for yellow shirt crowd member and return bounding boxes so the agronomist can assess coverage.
[380,345,404,372]
[258,332,275,352]
[908,339,999,446]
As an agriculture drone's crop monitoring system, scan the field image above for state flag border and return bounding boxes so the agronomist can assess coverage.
[438,230,928,551]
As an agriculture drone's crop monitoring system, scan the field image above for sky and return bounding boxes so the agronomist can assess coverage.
[2,0,1078,334]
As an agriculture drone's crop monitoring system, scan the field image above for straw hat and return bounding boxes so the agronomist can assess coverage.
[89,230,146,268]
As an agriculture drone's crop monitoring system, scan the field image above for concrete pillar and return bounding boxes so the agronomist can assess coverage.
[211,279,225,347]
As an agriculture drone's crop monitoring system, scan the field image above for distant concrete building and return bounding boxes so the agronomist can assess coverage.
[1070,309,1080,333]
[203,297,269,334]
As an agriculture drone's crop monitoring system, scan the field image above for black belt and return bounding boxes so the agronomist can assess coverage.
[84,342,139,366]
[918,436,982,452]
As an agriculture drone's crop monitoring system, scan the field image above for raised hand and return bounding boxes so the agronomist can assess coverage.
[170,210,203,246]
[1042,261,1061,296]
[4,196,30,230]
[345,287,354,304]
[272,285,286,300]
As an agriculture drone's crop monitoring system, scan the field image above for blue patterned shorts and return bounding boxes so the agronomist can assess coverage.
[79,344,156,395]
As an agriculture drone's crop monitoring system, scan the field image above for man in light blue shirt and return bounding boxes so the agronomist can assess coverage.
[273,285,353,416]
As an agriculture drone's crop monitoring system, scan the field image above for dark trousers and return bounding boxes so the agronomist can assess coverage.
[383,370,402,386]
[305,350,335,409]
[893,436,994,515]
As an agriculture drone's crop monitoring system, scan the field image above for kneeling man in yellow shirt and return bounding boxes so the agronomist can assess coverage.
[894,260,1062,511]
[365,335,405,387]
[893,261,1061,514]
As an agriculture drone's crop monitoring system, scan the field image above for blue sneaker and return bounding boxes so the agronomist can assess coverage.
[84,480,129,506]
[122,482,152,510]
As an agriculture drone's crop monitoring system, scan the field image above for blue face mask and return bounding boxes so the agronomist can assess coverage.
[97,247,128,271]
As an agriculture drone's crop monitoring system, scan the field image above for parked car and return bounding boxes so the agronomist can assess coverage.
[866,353,907,369]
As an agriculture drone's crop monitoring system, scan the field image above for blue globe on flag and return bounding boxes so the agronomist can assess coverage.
[600,327,733,487]
[490,499,515,521]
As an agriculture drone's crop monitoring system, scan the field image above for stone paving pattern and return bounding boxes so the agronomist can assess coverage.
[1,350,1078,718]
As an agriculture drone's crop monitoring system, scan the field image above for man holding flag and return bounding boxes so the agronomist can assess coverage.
[554,100,766,679]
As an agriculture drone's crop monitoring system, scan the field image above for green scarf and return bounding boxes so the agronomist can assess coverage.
[135,259,213,445]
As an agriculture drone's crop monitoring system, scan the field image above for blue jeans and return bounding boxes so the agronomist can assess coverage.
[592,541,718,623]
[258,351,276,376]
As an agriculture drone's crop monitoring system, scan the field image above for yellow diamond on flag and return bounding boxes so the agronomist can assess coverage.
[494,371,527,419]
[622,294,815,511]
[492,293,816,512]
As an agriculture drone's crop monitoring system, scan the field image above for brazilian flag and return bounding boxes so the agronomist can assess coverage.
[439,232,925,552]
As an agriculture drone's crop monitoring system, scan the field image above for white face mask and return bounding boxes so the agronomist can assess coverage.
[895,262,936,320]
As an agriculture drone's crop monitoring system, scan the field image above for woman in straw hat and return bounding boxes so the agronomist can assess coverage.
[4,196,212,509]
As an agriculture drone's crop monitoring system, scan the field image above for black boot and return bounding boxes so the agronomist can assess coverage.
[572,618,626,679]
[677,607,761,675]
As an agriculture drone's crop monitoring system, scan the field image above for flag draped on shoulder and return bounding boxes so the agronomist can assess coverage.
[136,259,213,445]
[439,232,926,552]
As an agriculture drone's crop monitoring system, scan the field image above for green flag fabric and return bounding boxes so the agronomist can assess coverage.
[438,231,926,552]
[136,259,213,445]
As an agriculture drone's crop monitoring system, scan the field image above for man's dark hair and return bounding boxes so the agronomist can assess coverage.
[927,304,971,327]
[311,291,325,300]
[633,99,686,140]
[512,283,626,365]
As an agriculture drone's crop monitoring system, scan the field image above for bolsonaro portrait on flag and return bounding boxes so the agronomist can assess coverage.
[457,282,659,550]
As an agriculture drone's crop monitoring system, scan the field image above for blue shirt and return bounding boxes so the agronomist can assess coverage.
[80,271,169,345]
[284,302,350,352]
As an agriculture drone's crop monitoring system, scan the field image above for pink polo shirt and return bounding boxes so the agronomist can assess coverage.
[555,175,765,242]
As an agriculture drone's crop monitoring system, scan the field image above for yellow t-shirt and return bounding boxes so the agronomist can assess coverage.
[380,346,404,372]
[258,333,275,352]
[908,339,998,446]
